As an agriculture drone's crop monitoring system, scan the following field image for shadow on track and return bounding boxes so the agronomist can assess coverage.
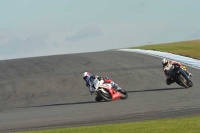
[17,100,106,109]
[1,101,105,111]
[32,88,183,108]
[33,101,102,108]
[127,87,183,93]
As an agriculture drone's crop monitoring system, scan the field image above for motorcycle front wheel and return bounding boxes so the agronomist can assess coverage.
[95,96,103,102]
[97,89,112,102]
[178,74,189,88]
[188,80,193,87]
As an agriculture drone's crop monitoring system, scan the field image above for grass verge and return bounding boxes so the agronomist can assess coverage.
[131,40,200,60]
[16,116,200,133]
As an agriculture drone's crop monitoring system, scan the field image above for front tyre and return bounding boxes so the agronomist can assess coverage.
[97,89,112,102]
[188,80,193,87]
[95,96,103,102]
[178,74,189,88]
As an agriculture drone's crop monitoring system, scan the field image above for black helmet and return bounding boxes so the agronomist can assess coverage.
[162,58,168,66]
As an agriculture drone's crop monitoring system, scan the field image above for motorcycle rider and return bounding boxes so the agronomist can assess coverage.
[82,72,122,94]
[162,58,193,85]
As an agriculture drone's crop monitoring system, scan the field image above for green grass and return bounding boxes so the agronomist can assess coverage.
[16,116,200,133]
[131,40,200,60]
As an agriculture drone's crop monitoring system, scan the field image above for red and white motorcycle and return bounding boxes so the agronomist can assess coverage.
[93,78,128,102]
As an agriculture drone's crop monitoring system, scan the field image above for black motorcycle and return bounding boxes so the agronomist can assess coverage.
[167,65,193,88]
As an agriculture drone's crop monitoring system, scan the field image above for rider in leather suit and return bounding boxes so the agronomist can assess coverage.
[82,72,122,94]
[162,58,193,85]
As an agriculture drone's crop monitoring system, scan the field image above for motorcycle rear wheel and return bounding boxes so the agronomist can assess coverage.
[119,90,128,99]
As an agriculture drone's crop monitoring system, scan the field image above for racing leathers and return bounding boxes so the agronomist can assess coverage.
[85,75,122,94]
[163,60,192,85]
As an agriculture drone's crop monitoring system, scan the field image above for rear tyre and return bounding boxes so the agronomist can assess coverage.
[119,90,128,99]
[97,89,112,102]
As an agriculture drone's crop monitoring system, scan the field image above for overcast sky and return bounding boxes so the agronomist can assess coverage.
[0,0,200,60]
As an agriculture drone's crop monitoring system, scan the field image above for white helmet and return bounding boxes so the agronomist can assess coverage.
[162,58,168,66]
[82,72,90,81]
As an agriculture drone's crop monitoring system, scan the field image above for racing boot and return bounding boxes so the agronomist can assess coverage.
[189,73,193,77]
[185,70,193,77]
[112,83,122,91]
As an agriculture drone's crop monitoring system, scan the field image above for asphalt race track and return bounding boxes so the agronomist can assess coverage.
[0,51,200,132]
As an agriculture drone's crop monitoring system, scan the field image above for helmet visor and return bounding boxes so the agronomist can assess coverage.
[163,62,168,66]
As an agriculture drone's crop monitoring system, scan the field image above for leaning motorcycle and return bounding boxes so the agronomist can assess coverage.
[93,78,128,102]
[167,65,193,88]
